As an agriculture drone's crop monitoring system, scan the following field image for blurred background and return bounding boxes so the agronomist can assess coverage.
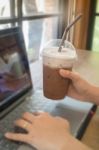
[0,0,99,62]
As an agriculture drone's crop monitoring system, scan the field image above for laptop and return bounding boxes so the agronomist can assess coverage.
[0,27,97,150]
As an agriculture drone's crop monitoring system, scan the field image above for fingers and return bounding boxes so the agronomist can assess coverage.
[14,119,32,132]
[32,111,46,116]
[5,132,28,143]
[22,111,48,123]
[22,112,36,123]
[59,69,80,81]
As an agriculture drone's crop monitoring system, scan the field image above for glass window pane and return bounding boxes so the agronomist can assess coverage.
[92,17,99,51]
[22,17,58,62]
[0,23,18,30]
[0,0,17,18]
[23,0,59,16]
[0,24,12,30]
[96,0,99,13]
[0,0,10,18]
[15,0,18,17]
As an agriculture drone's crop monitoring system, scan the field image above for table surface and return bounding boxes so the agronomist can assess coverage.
[31,49,99,150]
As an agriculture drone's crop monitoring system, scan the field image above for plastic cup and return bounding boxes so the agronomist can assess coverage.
[42,39,77,100]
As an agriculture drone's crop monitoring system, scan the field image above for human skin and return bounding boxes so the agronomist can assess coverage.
[59,69,99,105]
[5,112,91,150]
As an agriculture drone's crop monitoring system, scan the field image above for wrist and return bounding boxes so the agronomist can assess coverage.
[61,134,91,150]
[85,84,99,105]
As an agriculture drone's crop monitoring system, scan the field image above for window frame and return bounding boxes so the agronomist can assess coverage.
[0,0,68,38]
[86,0,99,50]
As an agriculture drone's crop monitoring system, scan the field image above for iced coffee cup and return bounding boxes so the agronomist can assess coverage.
[42,39,77,100]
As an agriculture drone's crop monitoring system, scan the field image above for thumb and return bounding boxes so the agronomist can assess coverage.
[59,69,80,81]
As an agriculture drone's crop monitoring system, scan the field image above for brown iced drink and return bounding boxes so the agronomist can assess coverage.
[42,41,77,100]
[43,65,72,99]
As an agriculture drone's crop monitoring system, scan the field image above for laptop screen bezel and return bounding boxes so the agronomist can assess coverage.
[0,27,33,113]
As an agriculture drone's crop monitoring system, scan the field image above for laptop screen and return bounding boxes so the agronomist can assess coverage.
[0,27,32,113]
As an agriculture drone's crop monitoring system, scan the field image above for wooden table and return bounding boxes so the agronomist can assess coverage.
[31,49,99,150]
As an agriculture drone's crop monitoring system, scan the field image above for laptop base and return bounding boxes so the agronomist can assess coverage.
[0,90,96,150]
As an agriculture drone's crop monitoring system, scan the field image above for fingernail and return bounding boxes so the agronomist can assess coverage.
[59,69,64,74]
[60,69,69,74]
[5,133,10,138]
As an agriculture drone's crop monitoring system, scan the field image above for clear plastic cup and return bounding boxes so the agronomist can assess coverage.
[42,39,77,100]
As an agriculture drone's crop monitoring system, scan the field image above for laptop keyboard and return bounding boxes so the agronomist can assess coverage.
[0,89,93,150]
[0,90,59,150]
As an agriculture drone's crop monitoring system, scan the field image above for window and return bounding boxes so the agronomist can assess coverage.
[87,0,99,52]
[92,0,99,51]
[0,0,65,62]
[0,0,11,18]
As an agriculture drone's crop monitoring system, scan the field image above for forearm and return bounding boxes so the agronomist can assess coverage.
[40,133,92,150]
[86,84,99,105]
[62,135,91,150]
